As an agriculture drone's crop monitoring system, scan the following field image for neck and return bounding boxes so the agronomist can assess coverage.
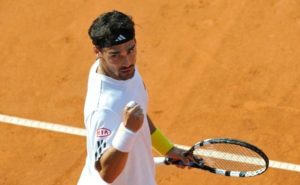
[97,60,119,80]
[96,64,103,75]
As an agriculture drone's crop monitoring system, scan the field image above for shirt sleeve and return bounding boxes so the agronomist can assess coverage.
[87,108,121,163]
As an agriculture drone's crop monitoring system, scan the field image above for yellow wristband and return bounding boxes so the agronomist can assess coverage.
[151,128,174,155]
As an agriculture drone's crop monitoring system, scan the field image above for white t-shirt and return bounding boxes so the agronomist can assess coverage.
[78,60,156,185]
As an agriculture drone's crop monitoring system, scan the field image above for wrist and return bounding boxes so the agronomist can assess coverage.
[151,128,174,155]
[112,123,137,152]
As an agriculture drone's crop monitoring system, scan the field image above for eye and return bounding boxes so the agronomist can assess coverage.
[110,54,119,58]
[128,47,135,54]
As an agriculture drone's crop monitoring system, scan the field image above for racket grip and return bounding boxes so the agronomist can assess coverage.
[165,158,185,166]
[165,157,203,168]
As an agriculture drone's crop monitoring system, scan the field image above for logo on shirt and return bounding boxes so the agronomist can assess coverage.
[96,128,111,137]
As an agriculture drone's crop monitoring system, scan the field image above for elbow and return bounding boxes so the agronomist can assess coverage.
[95,148,128,183]
[96,162,118,184]
[100,172,116,184]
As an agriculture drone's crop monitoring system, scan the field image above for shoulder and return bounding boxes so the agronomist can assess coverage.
[90,107,120,122]
[85,107,121,129]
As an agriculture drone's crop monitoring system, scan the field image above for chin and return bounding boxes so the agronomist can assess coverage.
[120,71,135,80]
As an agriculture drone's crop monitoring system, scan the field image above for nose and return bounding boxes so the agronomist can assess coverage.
[121,53,131,67]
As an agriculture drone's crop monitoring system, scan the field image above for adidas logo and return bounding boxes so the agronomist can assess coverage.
[115,34,126,42]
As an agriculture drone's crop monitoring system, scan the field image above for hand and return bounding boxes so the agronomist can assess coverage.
[166,146,195,169]
[123,101,144,133]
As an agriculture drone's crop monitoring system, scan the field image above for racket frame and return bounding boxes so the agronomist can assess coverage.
[165,138,269,177]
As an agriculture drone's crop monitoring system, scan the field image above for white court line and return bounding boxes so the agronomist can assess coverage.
[0,113,86,136]
[1,113,300,173]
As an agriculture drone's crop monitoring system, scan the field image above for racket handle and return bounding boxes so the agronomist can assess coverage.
[165,158,185,165]
[154,157,202,168]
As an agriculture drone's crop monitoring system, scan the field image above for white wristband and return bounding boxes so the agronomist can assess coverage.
[112,123,137,152]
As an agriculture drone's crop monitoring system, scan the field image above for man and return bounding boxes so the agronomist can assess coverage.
[78,10,190,185]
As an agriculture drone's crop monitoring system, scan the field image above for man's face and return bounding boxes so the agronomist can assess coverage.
[97,39,137,80]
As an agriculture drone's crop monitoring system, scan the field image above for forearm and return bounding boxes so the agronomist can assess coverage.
[96,147,129,183]
[147,115,156,134]
[147,116,191,165]
[97,116,138,183]
[147,115,174,155]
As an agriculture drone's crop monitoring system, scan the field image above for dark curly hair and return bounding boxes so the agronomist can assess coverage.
[88,10,135,48]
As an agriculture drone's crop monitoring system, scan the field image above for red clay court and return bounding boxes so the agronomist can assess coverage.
[1,0,300,184]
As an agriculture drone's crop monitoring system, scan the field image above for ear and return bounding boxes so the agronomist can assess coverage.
[94,47,103,58]
[93,46,100,54]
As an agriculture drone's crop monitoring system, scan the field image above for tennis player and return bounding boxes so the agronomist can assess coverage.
[77,10,190,185]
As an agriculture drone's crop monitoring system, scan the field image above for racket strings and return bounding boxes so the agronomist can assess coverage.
[193,143,266,172]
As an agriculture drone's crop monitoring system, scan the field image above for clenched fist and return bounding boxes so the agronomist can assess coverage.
[123,101,144,132]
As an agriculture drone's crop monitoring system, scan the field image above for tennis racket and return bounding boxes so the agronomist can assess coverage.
[154,138,269,177]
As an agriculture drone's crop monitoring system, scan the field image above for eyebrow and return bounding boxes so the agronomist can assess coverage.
[107,44,136,55]
[127,44,136,51]
[108,50,120,55]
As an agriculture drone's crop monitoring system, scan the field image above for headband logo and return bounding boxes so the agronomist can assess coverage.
[115,34,126,42]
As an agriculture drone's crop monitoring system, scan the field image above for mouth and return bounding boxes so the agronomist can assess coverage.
[120,66,134,75]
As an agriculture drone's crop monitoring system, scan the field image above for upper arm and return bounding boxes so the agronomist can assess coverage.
[88,109,121,166]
